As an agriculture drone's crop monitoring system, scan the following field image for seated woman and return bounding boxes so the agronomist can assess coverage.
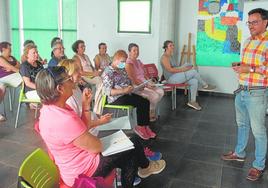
[35,66,166,187]
[72,40,102,88]
[58,59,112,136]
[0,84,5,121]
[48,40,66,67]
[21,40,47,64]
[0,41,22,120]
[94,42,112,71]
[102,50,156,140]
[126,43,164,122]
[20,43,44,100]
[161,40,215,110]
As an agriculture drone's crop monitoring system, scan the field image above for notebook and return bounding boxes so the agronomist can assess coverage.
[100,130,134,156]
[132,79,151,92]
[96,116,131,131]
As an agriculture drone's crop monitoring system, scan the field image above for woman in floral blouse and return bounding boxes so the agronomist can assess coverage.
[101,50,156,140]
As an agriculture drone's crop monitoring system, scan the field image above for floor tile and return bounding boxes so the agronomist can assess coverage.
[221,166,268,188]
[174,159,221,187]
[184,143,224,165]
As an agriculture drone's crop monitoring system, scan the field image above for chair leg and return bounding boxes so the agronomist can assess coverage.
[15,102,21,128]
[171,87,176,110]
[8,88,12,111]
[2,99,6,117]
[174,87,177,110]
[116,109,119,118]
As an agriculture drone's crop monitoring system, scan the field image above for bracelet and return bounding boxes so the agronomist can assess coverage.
[83,109,90,112]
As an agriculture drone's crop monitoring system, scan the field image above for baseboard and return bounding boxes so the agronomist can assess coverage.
[174,88,234,98]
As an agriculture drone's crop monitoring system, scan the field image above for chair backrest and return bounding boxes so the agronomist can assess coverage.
[18,148,60,188]
[101,95,107,108]
[19,83,40,103]
[143,64,159,81]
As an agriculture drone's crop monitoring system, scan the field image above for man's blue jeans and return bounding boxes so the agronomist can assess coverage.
[234,89,267,170]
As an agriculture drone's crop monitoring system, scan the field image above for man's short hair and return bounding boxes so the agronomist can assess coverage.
[248,8,268,28]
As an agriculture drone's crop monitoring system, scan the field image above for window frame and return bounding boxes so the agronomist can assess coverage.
[9,0,77,60]
[117,0,152,34]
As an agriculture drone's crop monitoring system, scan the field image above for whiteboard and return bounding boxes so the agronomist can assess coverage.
[241,0,268,52]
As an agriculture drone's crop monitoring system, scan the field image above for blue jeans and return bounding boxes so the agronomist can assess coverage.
[234,89,267,170]
[167,63,207,102]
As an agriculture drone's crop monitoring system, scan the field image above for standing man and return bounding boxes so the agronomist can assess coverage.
[221,8,268,181]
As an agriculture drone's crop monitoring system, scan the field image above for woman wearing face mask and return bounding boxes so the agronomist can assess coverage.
[102,50,156,140]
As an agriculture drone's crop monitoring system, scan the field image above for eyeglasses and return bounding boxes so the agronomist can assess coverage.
[54,47,65,51]
[62,76,73,83]
[46,66,69,85]
[246,20,262,26]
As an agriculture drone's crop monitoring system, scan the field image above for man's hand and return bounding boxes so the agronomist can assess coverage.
[233,64,250,73]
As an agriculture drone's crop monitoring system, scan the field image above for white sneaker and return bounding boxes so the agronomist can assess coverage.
[138,160,166,178]
[0,114,6,122]
[202,84,216,91]
[187,101,202,111]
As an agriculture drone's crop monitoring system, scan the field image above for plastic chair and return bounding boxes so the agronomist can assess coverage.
[18,148,117,188]
[18,148,60,188]
[143,63,189,110]
[2,86,16,117]
[15,83,41,128]
[101,95,133,118]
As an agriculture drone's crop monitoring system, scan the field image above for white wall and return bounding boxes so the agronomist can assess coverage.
[0,0,10,42]
[77,0,176,71]
[176,0,239,94]
[78,0,244,94]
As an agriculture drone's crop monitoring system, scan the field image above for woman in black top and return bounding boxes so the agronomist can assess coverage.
[20,43,43,100]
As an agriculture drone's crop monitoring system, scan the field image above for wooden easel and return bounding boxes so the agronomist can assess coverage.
[179,33,197,69]
[178,33,197,95]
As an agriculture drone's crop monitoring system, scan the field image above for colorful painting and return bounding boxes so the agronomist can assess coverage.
[197,0,244,67]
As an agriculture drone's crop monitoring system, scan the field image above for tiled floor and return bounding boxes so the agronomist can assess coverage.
[0,90,268,188]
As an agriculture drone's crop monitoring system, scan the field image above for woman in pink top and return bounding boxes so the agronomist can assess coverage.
[59,59,112,136]
[126,43,164,121]
[36,66,166,187]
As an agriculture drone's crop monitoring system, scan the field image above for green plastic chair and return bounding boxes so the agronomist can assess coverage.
[18,148,60,188]
[15,83,41,128]
[101,95,133,118]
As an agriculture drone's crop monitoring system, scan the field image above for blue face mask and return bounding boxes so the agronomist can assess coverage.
[117,61,126,69]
